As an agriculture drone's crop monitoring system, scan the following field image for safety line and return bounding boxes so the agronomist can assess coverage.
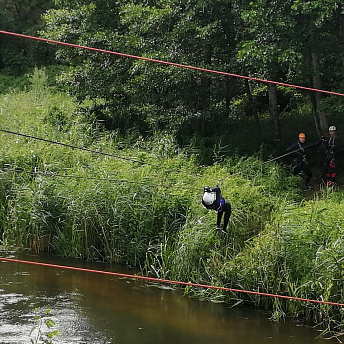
[1,257,343,307]
[221,140,323,182]
[0,168,176,189]
[1,30,344,98]
[0,128,150,165]
[0,128,317,190]
[0,31,336,184]
[0,129,207,183]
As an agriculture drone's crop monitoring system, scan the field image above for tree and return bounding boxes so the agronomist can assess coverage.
[42,0,243,139]
[238,0,304,140]
[290,0,344,135]
[239,0,343,138]
[0,0,54,73]
[41,0,344,148]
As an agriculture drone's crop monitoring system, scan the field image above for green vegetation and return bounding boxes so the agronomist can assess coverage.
[0,73,343,338]
[1,0,344,339]
[2,0,344,144]
[30,308,60,344]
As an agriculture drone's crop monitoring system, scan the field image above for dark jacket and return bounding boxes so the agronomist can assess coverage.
[287,141,308,166]
[287,139,321,167]
[202,187,232,232]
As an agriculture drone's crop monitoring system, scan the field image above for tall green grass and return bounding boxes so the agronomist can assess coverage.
[0,74,343,335]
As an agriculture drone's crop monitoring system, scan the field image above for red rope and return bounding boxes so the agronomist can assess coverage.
[1,30,344,98]
[1,30,343,307]
[1,257,343,307]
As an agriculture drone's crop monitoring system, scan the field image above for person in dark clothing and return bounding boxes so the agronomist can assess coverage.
[287,133,319,189]
[324,125,339,187]
[202,186,232,233]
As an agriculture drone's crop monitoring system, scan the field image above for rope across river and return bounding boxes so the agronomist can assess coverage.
[1,31,342,311]
[0,128,318,188]
[1,257,343,308]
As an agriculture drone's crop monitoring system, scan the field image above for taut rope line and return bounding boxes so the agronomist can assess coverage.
[1,257,343,307]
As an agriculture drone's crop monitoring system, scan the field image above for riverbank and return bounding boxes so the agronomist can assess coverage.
[0,86,343,337]
[0,250,341,344]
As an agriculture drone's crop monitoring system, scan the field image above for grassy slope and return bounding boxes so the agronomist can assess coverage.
[0,87,343,334]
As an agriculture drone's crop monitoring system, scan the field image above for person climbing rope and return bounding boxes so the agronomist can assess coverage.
[287,133,320,190]
[324,125,339,187]
[202,186,232,233]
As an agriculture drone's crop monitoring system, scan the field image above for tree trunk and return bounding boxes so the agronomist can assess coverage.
[198,43,212,136]
[311,51,328,135]
[309,26,328,136]
[339,13,344,41]
[339,12,344,83]
[267,83,281,141]
[310,92,321,136]
[245,79,262,140]
[0,35,3,69]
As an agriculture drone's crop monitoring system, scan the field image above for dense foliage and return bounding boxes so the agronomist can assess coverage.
[1,1,344,146]
[0,73,343,337]
[0,0,55,73]
[1,0,344,338]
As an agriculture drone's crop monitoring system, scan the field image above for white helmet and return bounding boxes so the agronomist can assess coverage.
[202,191,217,206]
[329,125,337,131]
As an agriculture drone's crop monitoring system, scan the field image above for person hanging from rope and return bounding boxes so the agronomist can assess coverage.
[202,186,232,234]
[287,133,320,190]
[324,125,339,187]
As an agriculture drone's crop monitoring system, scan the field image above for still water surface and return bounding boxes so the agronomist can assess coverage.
[0,251,335,344]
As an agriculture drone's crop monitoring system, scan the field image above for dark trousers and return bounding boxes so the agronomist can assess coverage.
[293,161,312,185]
[217,202,232,231]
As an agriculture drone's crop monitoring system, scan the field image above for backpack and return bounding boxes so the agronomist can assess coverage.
[202,186,221,210]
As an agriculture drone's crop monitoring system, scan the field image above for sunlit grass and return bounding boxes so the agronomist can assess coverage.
[0,78,343,334]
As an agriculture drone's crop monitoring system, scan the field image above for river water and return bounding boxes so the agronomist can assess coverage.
[0,251,335,344]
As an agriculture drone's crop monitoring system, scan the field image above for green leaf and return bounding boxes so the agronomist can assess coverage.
[47,330,61,340]
[45,319,56,328]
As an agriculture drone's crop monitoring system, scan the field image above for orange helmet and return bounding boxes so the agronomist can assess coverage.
[299,133,306,138]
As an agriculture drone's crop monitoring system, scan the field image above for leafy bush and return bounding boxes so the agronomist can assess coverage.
[0,74,29,94]
[1,87,344,334]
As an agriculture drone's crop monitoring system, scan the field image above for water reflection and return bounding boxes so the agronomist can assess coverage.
[0,251,332,344]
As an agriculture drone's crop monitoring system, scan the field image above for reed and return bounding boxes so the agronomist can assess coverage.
[0,81,343,334]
